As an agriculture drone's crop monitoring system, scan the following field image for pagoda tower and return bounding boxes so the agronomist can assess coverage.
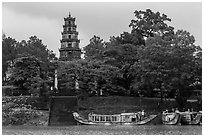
[59,12,81,61]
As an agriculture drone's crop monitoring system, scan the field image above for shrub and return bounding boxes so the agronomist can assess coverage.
[2,96,50,110]
[2,96,50,125]
[2,86,18,96]
[2,102,44,126]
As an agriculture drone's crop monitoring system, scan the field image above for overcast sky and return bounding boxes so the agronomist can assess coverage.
[2,2,202,57]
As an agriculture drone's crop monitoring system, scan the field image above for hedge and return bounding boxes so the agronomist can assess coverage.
[2,96,50,110]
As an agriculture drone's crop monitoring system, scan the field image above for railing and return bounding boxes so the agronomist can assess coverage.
[88,113,142,123]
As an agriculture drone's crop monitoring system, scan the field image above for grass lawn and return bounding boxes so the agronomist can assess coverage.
[2,125,202,135]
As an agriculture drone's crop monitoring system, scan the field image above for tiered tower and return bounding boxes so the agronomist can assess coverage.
[59,12,81,61]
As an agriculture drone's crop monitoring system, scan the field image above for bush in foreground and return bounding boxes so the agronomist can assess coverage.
[2,101,45,126]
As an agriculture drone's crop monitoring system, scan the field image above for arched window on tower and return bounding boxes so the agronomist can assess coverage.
[68,27,71,31]
[69,35,71,39]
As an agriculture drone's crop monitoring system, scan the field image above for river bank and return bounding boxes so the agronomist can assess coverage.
[2,125,202,135]
[3,96,199,126]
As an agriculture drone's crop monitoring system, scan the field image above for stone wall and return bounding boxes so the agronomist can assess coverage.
[48,96,78,126]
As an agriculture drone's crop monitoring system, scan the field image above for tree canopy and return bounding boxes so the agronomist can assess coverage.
[81,9,202,99]
[2,35,57,96]
[129,9,174,39]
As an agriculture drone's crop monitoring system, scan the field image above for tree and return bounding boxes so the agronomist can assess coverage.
[103,43,141,94]
[129,9,174,42]
[130,29,202,100]
[99,9,175,94]
[2,36,17,83]
[57,59,121,96]
[9,56,47,96]
[109,31,145,46]
[3,35,57,96]
[83,33,144,94]
[167,30,202,98]
[16,36,57,70]
[83,35,106,60]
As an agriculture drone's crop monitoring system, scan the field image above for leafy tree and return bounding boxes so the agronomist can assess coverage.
[129,9,174,42]
[83,35,106,60]
[9,56,47,96]
[109,31,145,46]
[167,30,202,97]
[57,59,121,96]
[130,29,201,100]
[3,35,57,96]
[81,9,202,100]
[16,36,57,70]
[103,43,140,93]
[99,9,175,94]
[2,37,17,83]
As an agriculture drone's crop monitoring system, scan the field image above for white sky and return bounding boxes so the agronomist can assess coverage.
[2,2,202,57]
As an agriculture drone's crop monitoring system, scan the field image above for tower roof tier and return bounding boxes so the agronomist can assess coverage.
[64,17,75,21]
[59,47,81,51]
[61,31,79,35]
[60,39,80,43]
[63,24,77,28]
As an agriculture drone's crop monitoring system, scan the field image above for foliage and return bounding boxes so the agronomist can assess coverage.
[2,97,46,125]
[81,9,202,101]
[57,59,122,96]
[2,96,49,110]
[9,56,49,96]
[16,36,56,61]
[2,35,57,87]
[83,35,106,60]
[2,37,17,82]
[130,29,201,99]
[129,9,174,40]
[3,106,43,126]
[109,31,145,46]
[16,36,57,70]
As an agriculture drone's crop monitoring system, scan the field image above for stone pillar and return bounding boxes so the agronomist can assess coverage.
[54,69,58,90]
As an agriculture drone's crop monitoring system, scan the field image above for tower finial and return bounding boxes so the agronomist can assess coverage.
[69,12,71,17]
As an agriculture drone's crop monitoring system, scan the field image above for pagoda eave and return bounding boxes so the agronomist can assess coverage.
[60,39,80,43]
[61,31,79,35]
[64,17,75,21]
[63,24,77,28]
[59,48,81,51]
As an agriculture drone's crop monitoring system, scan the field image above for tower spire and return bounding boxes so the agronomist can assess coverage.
[69,12,71,17]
